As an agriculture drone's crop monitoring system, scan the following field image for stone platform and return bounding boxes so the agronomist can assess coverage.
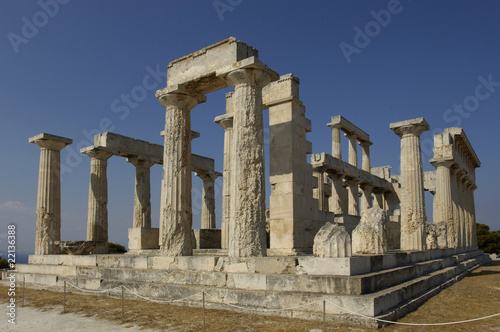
[14,249,490,328]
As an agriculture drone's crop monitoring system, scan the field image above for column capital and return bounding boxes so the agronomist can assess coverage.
[344,132,358,140]
[81,147,113,160]
[127,157,155,168]
[327,122,343,130]
[359,140,373,148]
[195,170,222,182]
[29,133,72,151]
[430,158,454,169]
[214,113,234,130]
[390,117,430,138]
[217,57,279,89]
[156,84,206,111]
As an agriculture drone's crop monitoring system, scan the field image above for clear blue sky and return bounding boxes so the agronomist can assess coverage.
[1,0,499,253]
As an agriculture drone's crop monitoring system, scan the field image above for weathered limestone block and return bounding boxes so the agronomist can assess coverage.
[193,229,221,249]
[313,222,352,258]
[55,241,97,255]
[128,228,159,250]
[352,207,388,255]
[426,222,448,250]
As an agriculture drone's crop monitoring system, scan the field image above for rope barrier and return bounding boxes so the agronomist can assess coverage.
[16,266,499,327]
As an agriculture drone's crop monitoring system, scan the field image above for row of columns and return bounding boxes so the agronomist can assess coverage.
[432,160,477,248]
[31,132,220,255]
[324,172,385,216]
[328,123,372,172]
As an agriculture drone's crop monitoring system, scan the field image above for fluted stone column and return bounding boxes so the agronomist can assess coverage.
[329,124,342,159]
[391,118,429,251]
[450,167,462,248]
[196,170,221,229]
[316,172,328,211]
[346,133,358,167]
[83,148,113,254]
[128,157,155,228]
[328,173,345,214]
[431,160,455,248]
[346,178,360,216]
[221,66,276,257]
[156,85,206,256]
[468,184,477,247]
[373,189,385,209]
[214,112,234,249]
[29,133,72,255]
[360,184,373,213]
[456,172,467,248]
[360,141,372,172]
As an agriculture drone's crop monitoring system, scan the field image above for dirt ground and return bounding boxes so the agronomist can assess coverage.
[1,262,499,332]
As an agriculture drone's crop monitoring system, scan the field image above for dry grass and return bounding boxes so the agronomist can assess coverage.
[1,262,499,331]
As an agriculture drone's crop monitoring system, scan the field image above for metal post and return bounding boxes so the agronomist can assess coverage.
[121,285,124,324]
[22,275,25,307]
[323,300,326,332]
[203,291,206,332]
[63,281,66,313]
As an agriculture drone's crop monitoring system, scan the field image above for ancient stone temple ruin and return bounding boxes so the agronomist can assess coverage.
[19,38,489,327]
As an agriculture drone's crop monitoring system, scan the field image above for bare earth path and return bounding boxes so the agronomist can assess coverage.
[1,262,499,332]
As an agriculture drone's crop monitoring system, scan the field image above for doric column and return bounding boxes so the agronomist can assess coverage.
[390,118,429,251]
[315,172,328,211]
[431,159,455,248]
[468,184,478,247]
[328,173,345,214]
[328,124,342,159]
[456,171,467,248]
[220,65,277,257]
[373,189,385,209]
[450,167,462,248]
[156,85,206,256]
[29,133,72,255]
[359,183,373,213]
[360,141,372,172]
[346,133,358,167]
[214,111,234,249]
[345,178,360,216]
[195,170,222,229]
[127,157,155,229]
[83,148,113,254]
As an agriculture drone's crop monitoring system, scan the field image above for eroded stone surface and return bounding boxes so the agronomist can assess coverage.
[55,241,98,255]
[313,222,351,258]
[352,207,388,255]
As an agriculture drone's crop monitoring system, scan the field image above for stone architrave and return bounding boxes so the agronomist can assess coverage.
[82,148,113,254]
[352,207,388,255]
[219,59,278,257]
[156,85,206,256]
[195,170,222,229]
[29,133,72,255]
[390,118,429,251]
[313,222,351,258]
[127,157,155,229]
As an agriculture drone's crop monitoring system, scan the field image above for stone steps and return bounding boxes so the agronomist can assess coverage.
[15,253,489,328]
[13,250,490,327]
